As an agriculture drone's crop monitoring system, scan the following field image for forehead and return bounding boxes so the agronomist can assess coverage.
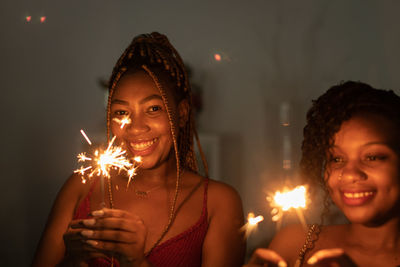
[333,114,397,146]
[112,71,160,98]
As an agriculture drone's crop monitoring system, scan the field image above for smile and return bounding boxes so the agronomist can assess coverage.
[343,191,374,199]
[129,138,158,151]
[341,190,376,206]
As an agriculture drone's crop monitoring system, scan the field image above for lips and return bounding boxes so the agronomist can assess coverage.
[128,138,158,156]
[341,190,376,206]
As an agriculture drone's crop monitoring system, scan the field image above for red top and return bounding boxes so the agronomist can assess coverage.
[73,178,209,267]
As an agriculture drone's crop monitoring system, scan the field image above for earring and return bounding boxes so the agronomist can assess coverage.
[338,171,343,181]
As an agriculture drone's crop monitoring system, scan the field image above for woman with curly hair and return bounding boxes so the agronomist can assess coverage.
[246,81,400,267]
[33,32,245,267]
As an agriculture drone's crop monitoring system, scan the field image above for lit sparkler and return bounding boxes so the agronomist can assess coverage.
[113,116,132,129]
[267,185,308,231]
[241,212,264,239]
[74,129,141,207]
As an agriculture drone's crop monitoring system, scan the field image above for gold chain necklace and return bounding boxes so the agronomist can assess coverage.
[133,183,162,198]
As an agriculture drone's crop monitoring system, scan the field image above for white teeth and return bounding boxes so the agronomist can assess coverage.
[343,192,374,198]
[129,138,157,151]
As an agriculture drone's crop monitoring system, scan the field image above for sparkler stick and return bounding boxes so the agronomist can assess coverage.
[74,129,141,207]
[267,185,308,231]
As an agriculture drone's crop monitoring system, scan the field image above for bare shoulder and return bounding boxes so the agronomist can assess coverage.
[268,224,310,264]
[207,179,242,204]
[182,172,243,217]
[57,173,91,208]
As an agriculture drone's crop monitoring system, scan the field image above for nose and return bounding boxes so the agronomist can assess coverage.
[125,114,149,134]
[339,161,367,183]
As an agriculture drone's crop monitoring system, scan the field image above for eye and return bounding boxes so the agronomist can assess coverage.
[365,154,387,161]
[331,156,344,163]
[327,155,345,169]
[114,110,129,116]
[147,105,162,113]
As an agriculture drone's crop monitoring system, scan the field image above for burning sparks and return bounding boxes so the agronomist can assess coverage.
[113,116,132,129]
[272,185,307,211]
[241,212,264,239]
[267,185,308,230]
[74,130,141,189]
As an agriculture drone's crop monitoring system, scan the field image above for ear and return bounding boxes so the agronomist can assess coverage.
[178,99,189,128]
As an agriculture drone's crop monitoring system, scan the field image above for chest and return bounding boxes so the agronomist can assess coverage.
[88,180,206,250]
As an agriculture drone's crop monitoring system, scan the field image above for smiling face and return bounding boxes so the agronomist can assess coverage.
[110,71,178,170]
[326,113,400,225]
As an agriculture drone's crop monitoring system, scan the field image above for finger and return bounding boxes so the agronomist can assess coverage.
[70,219,96,229]
[307,248,357,267]
[247,248,287,267]
[64,227,88,241]
[307,248,345,265]
[81,229,138,243]
[85,239,140,257]
[82,216,145,232]
[91,208,135,219]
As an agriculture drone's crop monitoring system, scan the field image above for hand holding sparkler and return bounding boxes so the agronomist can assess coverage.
[70,208,149,266]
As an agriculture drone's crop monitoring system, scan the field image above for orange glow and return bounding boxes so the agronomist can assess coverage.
[40,16,46,23]
[241,212,264,239]
[75,132,141,187]
[214,53,221,61]
[26,16,32,22]
[272,185,307,212]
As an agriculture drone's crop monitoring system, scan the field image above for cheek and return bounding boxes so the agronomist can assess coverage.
[110,123,121,136]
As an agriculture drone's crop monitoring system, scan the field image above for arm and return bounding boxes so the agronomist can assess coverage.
[244,225,307,267]
[32,174,87,267]
[244,248,287,267]
[201,181,246,267]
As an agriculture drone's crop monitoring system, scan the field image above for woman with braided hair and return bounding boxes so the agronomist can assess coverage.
[33,32,245,267]
[245,81,400,267]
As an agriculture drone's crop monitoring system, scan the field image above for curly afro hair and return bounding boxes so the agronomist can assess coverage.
[300,81,400,219]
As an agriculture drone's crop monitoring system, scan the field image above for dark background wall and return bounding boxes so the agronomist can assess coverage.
[2,0,400,265]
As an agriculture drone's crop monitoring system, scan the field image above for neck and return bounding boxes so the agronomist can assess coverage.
[135,153,179,186]
[348,217,400,250]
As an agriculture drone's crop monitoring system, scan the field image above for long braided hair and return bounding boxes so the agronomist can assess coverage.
[106,32,208,176]
[300,80,400,224]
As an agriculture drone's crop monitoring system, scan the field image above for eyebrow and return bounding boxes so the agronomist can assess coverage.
[332,142,392,149]
[111,94,163,105]
[140,94,163,104]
